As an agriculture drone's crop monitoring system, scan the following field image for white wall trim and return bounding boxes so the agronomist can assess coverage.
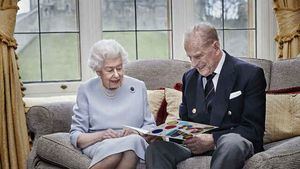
[24,82,81,97]
[79,0,102,81]
[172,0,194,61]
[256,0,277,61]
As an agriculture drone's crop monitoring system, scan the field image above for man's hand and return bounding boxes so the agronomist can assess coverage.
[184,134,215,155]
[143,135,161,143]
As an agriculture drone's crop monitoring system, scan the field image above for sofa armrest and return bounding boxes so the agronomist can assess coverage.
[36,133,90,169]
[244,136,300,169]
[26,102,75,142]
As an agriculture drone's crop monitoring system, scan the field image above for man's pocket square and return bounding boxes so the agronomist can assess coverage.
[229,91,242,99]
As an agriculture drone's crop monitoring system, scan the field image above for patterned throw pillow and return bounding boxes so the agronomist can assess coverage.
[147,90,166,124]
[164,88,181,122]
[264,93,300,143]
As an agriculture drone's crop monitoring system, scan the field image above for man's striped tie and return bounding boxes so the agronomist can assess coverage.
[204,73,216,114]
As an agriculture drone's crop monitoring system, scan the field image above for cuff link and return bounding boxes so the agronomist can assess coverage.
[192,108,196,114]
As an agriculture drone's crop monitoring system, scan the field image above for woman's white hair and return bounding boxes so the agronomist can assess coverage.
[88,39,128,71]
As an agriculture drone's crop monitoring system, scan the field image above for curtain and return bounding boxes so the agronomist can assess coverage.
[273,0,300,60]
[0,0,30,169]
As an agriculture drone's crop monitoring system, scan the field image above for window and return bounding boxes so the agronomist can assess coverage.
[15,0,80,83]
[193,0,256,58]
[172,0,256,60]
[101,0,173,60]
[16,0,274,96]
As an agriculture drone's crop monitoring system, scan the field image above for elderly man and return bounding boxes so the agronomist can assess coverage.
[145,23,266,169]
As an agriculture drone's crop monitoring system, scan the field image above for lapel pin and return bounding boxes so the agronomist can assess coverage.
[192,108,196,114]
[130,86,135,93]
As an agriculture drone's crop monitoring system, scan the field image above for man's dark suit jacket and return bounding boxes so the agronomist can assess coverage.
[179,51,266,153]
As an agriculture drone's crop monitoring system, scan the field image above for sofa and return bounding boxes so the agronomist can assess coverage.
[26,58,300,169]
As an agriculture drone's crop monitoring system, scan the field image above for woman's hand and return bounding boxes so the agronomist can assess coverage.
[120,128,138,137]
[77,129,120,148]
[101,128,121,140]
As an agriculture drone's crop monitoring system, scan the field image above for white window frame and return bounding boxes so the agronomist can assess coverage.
[256,0,277,61]
[23,0,276,97]
[23,0,101,97]
[172,0,277,61]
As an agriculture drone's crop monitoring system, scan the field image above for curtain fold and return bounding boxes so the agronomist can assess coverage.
[0,0,29,169]
[273,0,300,59]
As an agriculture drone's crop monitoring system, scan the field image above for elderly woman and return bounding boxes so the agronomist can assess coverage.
[70,39,156,169]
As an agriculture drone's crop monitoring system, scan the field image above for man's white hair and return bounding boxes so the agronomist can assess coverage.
[88,39,128,71]
[184,22,219,48]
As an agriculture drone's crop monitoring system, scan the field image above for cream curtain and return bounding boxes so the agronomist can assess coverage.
[0,0,30,169]
[273,0,300,60]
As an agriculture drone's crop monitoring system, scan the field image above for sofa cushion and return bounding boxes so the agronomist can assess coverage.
[165,88,181,122]
[244,136,300,169]
[26,102,75,140]
[177,156,211,169]
[238,57,272,91]
[155,98,168,125]
[36,133,90,169]
[269,58,300,90]
[34,161,64,169]
[147,89,165,121]
[264,93,300,143]
[263,136,299,150]
[125,59,191,90]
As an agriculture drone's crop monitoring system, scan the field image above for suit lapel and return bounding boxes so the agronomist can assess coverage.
[186,69,206,122]
[210,54,236,126]
[196,74,206,115]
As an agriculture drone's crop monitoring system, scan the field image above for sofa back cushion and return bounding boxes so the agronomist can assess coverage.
[164,88,181,122]
[26,102,75,140]
[125,58,272,90]
[125,59,191,90]
[269,57,300,90]
[238,57,272,90]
